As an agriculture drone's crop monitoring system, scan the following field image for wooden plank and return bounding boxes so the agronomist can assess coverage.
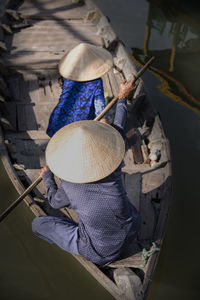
[48,73,62,101]
[3,17,103,68]
[123,173,141,211]
[96,16,116,42]
[74,255,124,300]
[142,253,160,299]
[7,73,21,101]
[108,252,144,269]
[101,73,116,123]
[141,142,150,164]
[113,68,124,86]
[4,102,17,130]
[17,103,38,131]
[9,72,41,103]
[5,20,102,52]
[152,177,172,241]
[113,43,128,71]
[138,192,156,244]
[123,148,135,173]
[113,43,137,81]
[8,70,61,103]
[126,128,144,164]
[122,59,137,81]
[38,76,55,102]
[0,126,45,217]
[8,71,36,102]
[33,103,56,130]
[19,19,97,29]
[2,51,63,69]
[113,268,143,300]
[147,116,172,170]
[37,70,61,102]
[102,73,113,99]
[19,73,31,102]
[133,78,144,99]
[26,73,40,103]
[18,0,92,20]
[142,169,165,194]
[14,139,48,169]
[7,33,102,52]
[107,68,119,97]
[17,103,56,131]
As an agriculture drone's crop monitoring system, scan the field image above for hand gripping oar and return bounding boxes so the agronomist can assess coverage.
[94,56,155,121]
[0,176,42,223]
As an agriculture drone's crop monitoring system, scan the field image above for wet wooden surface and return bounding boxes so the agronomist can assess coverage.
[5,21,102,52]
[17,0,94,20]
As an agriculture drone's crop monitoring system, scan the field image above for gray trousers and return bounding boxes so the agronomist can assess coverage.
[32,216,80,255]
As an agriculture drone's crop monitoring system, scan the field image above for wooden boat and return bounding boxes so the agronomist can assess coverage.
[0,0,172,299]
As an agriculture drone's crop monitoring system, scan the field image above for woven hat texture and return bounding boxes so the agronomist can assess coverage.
[59,43,113,81]
[46,120,125,183]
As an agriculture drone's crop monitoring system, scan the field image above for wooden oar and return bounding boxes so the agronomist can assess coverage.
[0,176,42,223]
[94,56,155,121]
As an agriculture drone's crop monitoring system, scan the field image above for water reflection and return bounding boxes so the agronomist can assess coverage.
[131,0,200,113]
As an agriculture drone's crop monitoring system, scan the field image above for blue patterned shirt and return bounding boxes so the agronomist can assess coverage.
[46,78,106,137]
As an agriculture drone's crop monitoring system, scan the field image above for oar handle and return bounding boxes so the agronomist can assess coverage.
[94,56,155,121]
[134,56,155,81]
[94,96,118,121]
[0,176,42,223]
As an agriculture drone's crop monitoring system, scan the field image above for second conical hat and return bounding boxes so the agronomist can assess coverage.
[59,43,113,81]
[46,120,125,183]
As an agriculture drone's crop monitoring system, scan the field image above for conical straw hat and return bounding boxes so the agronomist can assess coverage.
[46,120,125,183]
[59,43,113,81]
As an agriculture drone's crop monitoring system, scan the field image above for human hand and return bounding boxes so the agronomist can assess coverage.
[40,165,49,177]
[118,75,136,99]
[100,118,109,124]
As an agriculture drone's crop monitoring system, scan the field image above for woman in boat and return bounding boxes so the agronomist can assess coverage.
[46,42,112,137]
[32,76,141,266]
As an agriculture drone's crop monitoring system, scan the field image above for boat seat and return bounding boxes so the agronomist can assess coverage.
[104,242,160,269]
[106,251,144,269]
[126,128,144,164]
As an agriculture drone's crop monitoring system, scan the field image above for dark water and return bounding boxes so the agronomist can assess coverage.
[0,0,200,299]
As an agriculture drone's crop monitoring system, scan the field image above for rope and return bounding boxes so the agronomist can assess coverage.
[141,242,160,267]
